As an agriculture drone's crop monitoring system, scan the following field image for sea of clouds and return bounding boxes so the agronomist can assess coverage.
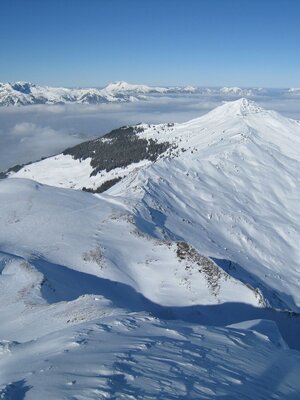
[0,93,299,171]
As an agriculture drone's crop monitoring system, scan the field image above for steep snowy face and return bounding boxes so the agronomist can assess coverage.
[10,81,34,94]
[167,98,300,161]
[114,99,300,312]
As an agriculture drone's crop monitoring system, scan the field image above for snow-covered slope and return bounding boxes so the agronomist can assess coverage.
[1,99,300,398]
[0,178,263,310]
[126,99,300,313]
[1,177,300,399]
[5,124,175,190]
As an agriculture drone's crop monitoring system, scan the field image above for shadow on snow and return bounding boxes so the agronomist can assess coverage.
[34,258,300,351]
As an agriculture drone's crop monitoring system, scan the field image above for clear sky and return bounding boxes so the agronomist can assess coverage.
[0,0,299,88]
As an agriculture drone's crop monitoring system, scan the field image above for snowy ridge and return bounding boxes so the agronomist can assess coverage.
[1,99,300,398]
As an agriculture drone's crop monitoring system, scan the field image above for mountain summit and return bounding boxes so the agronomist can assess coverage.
[211,98,264,116]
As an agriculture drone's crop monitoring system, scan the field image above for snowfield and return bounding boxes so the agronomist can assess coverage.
[1,99,300,398]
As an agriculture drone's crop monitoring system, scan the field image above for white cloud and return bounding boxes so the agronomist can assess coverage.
[0,120,82,171]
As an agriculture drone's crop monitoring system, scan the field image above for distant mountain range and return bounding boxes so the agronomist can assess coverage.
[0,81,197,106]
[1,80,297,106]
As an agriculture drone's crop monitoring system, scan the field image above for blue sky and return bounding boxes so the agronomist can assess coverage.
[0,0,299,87]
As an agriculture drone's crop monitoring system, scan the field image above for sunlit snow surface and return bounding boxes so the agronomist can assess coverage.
[1,99,300,399]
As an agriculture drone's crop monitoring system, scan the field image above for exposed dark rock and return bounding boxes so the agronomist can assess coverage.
[0,164,25,179]
[176,242,222,296]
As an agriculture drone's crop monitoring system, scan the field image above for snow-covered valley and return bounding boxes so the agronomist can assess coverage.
[1,99,300,399]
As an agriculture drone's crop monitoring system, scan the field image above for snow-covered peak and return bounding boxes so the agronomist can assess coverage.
[175,98,299,162]
[179,98,267,131]
[212,98,264,117]
[10,81,35,93]
[220,86,257,96]
[288,87,300,93]
[220,86,244,94]
[103,81,152,93]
